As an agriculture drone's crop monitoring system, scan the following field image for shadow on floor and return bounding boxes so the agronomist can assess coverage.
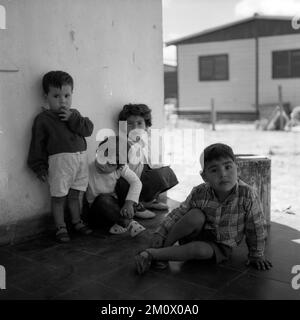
[0,199,300,300]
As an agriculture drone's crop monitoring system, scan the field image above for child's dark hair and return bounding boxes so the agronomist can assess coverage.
[203,143,236,169]
[118,104,152,127]
[42,71,74,94]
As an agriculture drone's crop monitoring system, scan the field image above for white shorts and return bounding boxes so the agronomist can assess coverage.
[48,151,88,197]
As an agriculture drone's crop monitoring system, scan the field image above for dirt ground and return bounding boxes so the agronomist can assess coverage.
[164,119,300,229]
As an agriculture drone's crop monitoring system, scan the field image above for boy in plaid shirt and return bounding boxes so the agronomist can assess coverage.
[135,143,272,274]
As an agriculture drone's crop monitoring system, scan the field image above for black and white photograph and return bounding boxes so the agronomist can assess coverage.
[0,0,300,306]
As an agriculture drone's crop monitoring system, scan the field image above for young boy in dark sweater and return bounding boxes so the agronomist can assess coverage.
[28,71,94,242]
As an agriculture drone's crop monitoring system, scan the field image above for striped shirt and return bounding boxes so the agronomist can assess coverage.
[157,179,266,258]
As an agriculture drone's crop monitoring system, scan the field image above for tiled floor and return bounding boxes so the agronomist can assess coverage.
[0,198,300,300]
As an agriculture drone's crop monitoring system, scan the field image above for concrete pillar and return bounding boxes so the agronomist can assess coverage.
[236,155,271,226]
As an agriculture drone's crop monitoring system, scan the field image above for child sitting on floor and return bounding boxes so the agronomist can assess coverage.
[86,136,146,237]
[116,103,178,214]
[135,143,273,274]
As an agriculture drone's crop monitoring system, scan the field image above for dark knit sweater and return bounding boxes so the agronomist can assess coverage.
[27,108,94,177]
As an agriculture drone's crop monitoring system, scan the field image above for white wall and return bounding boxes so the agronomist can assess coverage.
[177,38,256,112]
[259,34,300,109]
[0,0,163,235]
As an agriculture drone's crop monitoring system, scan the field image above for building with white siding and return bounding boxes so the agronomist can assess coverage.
[167,14,300,122]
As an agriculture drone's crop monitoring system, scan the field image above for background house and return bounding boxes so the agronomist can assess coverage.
[0,0,163,244]
[164,63,178,103]
[167,14,300,122]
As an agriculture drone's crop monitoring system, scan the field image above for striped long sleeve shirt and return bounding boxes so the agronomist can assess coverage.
[156,179,266,258]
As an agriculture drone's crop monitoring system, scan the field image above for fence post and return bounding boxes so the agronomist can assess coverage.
[236,155,271,228]
[211,98,216,131]
[278,85,284,130]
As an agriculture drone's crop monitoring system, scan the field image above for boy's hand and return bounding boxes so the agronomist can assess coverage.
[59,108,72,121]
[150,233,165,248]
[120,200,135,219]
[246,256,273,270]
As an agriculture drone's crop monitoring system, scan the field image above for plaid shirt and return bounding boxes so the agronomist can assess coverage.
[157,179,266,258]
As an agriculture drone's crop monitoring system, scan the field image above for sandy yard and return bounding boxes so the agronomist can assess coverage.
[164,119,300,231]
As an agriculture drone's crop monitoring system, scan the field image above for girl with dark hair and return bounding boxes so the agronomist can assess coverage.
[116,103,178,215]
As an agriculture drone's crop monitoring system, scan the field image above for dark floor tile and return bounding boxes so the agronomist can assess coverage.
[139,280,216,300]
[0,284,38,300]
[32,272,91,299]
[159,259,241,291]
[93,237,150,263]
[216,273,300,300]
[70,231,149,258]
[72,255,126,281]
[56,280,136,300]
[27,244,94,269]
[97,265,170,297]
[65,233,109,255]
[7,236,58,258]
[11,264,80,294]
[209,292,249,300]
[2,253,55,285]
[0,248,18,264]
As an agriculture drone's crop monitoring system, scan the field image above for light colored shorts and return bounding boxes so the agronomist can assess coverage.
[48,151,88,197]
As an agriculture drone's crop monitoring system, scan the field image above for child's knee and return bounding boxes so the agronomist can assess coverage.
[186,208,205,230]
[189,242,213,260]
[51,196,67,204]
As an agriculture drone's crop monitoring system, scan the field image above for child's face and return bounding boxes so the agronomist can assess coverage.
[201,157,238,198]
[45,85,72,113]
[126,115,147,133]
[95,147,119,173]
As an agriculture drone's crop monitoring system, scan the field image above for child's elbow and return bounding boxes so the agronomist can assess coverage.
[85,122,94,137]
[137,179,142,191]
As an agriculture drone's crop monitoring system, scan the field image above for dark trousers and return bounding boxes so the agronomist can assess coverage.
[85,194,127,229]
